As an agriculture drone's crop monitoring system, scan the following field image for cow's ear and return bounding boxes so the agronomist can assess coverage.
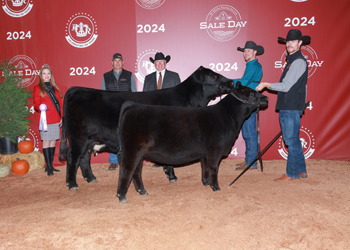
[199,66,204,70]
[236,81,241,88]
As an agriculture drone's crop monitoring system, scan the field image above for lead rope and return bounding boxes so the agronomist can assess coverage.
[229,101,311,186]
[256,105,263,172]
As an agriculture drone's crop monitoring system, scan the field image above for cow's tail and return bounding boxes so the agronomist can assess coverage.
[59,116,68,162]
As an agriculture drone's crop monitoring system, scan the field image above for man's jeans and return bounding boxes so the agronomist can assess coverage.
[109,153,119,165]
[279,110,307,179]
[242,111,258,168]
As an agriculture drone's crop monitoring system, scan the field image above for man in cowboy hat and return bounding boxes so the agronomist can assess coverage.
[232,41,264,171]
[143,52,181,91]
[101,52,137,171]
[256,29,311,182]
[143,52,181,179]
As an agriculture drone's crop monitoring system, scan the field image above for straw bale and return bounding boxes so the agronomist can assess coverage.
[0,151,45,171]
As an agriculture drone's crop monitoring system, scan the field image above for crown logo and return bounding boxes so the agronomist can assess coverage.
[215,11,232,21]
[11,0,25,7]
[16,61,29,69]
[142,60,155,74]
[71,22,91,37]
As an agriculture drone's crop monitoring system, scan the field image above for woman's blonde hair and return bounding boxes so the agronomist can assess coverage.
[38,64,63,98]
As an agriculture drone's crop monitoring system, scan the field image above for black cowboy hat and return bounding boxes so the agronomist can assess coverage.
[149,52,171,64]
[278,29,311,44]
[237,41,264,55]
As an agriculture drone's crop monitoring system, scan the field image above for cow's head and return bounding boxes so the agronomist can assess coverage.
[231,82,269,108]
[187,66,235,106]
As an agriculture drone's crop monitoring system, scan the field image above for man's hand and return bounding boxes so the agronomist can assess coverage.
[256,82,271,91]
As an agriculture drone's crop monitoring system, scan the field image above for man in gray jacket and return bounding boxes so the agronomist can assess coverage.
[256,29,310,182]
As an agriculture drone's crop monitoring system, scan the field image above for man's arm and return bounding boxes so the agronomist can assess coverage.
[131,74,137,92]
[101,77,106,90]
[174,72,181,85]
[232,62,261,88]
[256,59,306,92]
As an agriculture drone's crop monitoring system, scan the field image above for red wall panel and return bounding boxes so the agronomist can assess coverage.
[1,0,349,165]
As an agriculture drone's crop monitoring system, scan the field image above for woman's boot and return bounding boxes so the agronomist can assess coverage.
[49,147,60,172]
[43,148,54,176]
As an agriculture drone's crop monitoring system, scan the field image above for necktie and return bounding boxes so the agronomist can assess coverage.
[157,72,162,90]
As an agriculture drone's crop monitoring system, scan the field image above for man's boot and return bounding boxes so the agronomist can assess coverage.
[43,148,54,176]
[49,147,60,172]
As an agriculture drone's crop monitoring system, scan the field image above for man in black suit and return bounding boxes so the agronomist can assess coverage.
[143,52,181,91]
[143,52,181,181]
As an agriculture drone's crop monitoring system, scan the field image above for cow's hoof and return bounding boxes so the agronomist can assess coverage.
[117,194,127,203]
[69,186,79,191]
[202,179,210,186]
[138,189,148,195]
[163,166,177,182]
[85,178,98,183]
[169,176,178,182]
[210,186,221,192]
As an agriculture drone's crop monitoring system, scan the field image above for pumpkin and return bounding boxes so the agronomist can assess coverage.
[0,164,11,177]
[18,140,34,154]
[11,159,29,175]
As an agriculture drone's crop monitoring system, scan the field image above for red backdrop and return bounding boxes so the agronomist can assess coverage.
[1,0,349,165]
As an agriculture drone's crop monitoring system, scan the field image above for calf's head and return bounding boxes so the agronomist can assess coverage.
[231,82,269,108]
[190,66,235,105]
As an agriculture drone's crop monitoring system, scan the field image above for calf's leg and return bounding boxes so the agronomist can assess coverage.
[117,156,140,203]
[200,158,210,186]
[132,159,148,195]
[80,151,97,183]
[66,146,81,190]
[206,156,221,192]
[163,165,177,182]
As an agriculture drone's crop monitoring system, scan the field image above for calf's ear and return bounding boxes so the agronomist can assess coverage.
[235,81,241,88]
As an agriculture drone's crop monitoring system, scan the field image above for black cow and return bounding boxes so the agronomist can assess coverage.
[59,66,234,190]
[116,83,268,203]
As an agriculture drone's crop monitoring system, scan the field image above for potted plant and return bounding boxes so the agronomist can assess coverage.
[0,58,32,155]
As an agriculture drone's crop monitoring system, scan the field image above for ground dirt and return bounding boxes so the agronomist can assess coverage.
[1,159,349,250]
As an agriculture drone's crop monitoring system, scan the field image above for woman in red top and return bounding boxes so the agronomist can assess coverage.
[33,64,63,176]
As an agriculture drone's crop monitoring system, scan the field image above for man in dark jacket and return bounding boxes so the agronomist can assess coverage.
[101,53,137,170]
[143,52,181,91]
[256,29,310,182]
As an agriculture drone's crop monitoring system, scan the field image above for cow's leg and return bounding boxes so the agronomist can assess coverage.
[80,151,97,183]
[66,145,81,191]
[163,165,177,182]
[132,159,148,195]
[206,156,221,192]
[200,158,210,186]
[117,159,138,203]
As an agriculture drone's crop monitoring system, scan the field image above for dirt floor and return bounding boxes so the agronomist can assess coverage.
[1,159,350,250]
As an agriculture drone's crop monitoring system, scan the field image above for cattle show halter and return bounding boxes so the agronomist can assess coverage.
[229,101,311,186]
